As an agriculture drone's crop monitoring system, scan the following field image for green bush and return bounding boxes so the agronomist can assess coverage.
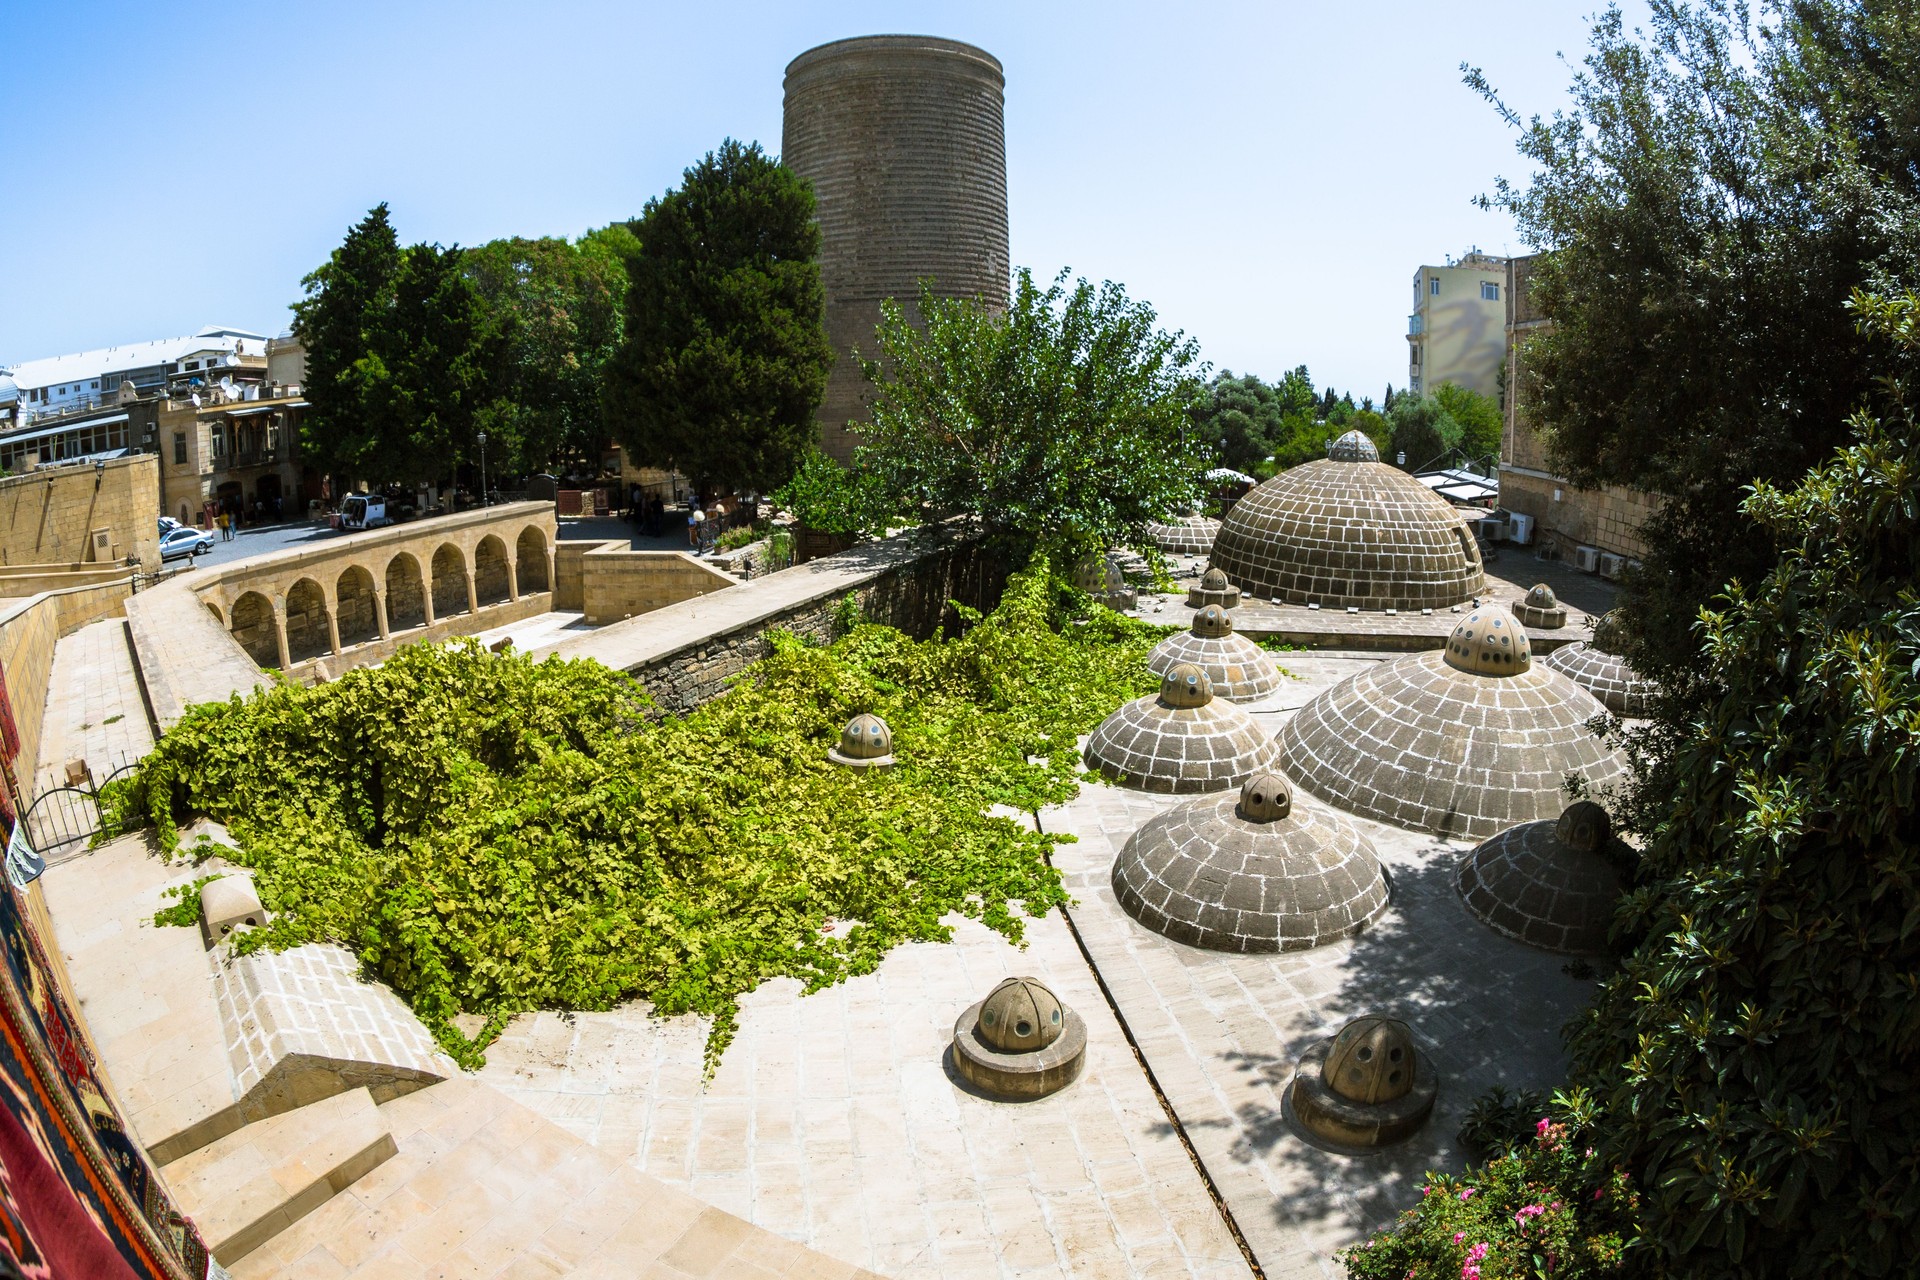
[1345,1095,1640,1280]
[103,561,1163,1073]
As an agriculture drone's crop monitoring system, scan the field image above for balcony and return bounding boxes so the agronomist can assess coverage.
[1407,314,1425,337]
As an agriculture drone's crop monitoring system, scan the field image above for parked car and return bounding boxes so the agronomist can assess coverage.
[159,527,214,562]
[158,516,182,536]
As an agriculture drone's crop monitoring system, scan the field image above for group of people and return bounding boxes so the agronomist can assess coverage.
[199,494,284,538]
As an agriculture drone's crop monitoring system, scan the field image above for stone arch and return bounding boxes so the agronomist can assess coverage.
[284,578,331,663]
[430,543,469,619]
[204,601,225,626]
[229,591,278,668]
[336,565,379,647]
[515,525,550,593]
[473,534,511,607]
[386,553,426,631]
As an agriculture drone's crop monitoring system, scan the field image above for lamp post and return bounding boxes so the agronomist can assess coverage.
[476,431,489,508]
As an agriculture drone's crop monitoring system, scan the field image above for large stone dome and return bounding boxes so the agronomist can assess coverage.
[1147,514,1220,555]
[1084,664,1282,793]
[1276,606,1629,838]
[1456,800,1626,955]
[1145,606,1282,702]
[1208,455,1485,609]
[1112,772,1388,952]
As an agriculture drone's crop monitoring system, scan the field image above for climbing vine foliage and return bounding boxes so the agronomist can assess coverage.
[103,564,1161,1073]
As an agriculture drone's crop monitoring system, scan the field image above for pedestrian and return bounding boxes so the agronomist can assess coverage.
[688,504,705,550]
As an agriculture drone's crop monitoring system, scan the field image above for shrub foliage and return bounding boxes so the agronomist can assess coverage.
[104,565,1162,1073]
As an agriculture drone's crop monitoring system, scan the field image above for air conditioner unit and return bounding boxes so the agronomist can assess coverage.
[1478,519,1508,543]
[1598,552,1626,580]
[1506,512,1535,545]
[1573,545,1602,574]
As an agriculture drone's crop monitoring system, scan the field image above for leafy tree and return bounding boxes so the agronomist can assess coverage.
[1387,392,1462,471]
[1467,0,1920,686]
[854,268,1209,557]
[291,204,401,485]
[464,225,636,473]
[1433,382,1502,466]
[602,139,831,494]
[1196,371,1288,473]
[1564,292,1920,1277]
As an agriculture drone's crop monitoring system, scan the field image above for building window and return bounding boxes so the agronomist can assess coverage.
[266,417,282,454]
[1429,277,1441,296]
[1411,345,1421,366]
[1482,281,1500,301]
[173,433,187,465]
[211,424,227,460]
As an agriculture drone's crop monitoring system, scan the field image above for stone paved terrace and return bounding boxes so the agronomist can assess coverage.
[32,616,156,792]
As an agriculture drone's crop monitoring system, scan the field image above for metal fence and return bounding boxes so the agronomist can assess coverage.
[22,758,137,866]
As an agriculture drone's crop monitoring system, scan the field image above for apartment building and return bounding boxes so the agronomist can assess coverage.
[1407,250,1507,398]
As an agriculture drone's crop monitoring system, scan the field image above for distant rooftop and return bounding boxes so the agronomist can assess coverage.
[2,326,270,390]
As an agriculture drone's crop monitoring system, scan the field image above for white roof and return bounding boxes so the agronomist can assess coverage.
[0,326,270,391]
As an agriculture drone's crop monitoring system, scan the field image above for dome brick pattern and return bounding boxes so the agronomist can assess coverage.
[1185,567,1241,609]
[1542,644,1653,716]
[1147,514,1221,555]
[1457,802,1626,955]
[1208,457,1485,609]
[1275,620,1630,839]
[1084,665,1282,794]
[1326,430,1380,462]
[1112,774,1389,952]
[1146,606,1282,703]
[1514,583,1567,628]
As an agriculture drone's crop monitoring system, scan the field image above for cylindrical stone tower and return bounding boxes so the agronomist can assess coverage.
[783,35,1009,462]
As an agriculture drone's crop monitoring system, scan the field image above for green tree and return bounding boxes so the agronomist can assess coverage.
[464,225,636,473]
[1565,292,1920,1277]
[1195,371,1287,473]
[291,204,401,484]
[602,139,831,493]
[855,268,1209,556]
[1387,393,1462,471]
[1467,0,1920,686]
[1433,382,1502,467]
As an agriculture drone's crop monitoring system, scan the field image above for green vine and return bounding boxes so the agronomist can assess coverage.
[101,561,1166,1075]
[152,875,224,928]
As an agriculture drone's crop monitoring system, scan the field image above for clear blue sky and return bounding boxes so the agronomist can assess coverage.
[0,1,1634,399]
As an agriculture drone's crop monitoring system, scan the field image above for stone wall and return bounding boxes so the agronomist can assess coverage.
[580,547,737,626]
[0,454,160,570]
[0,596,62,794]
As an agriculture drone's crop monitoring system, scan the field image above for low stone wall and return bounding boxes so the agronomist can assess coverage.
[0,577,143,780]
[541,527,1009,715]
[579,546,736,625]
[0,564,135,597]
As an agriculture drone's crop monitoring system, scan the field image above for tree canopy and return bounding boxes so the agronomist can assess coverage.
[853,268,1209,557]
[1469,0,1920,683]
[1191,366,1386,476]
[601,139,832,494]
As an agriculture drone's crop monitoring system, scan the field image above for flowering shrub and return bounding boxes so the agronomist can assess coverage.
[1343,1093,1640,1279]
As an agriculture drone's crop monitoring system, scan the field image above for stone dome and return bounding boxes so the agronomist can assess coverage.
[1145,607,1282,703]
[1324,1017,1419,1104]
[1514,582,1567,629]
[1593,609,1627,652]
[1186,566,1241,609]
[1084,665,1283,794]
[1111,772,1389,952]
[977,976,1065,1053]
[1326,430,1380,462]
[827,712,896,768]
[1543,617,1655,716]
[1208,457,1485,609]
[1444,603,1532,675]
[1456,801,1626,955]
[1275,643,1630,839]
[1147,514,1220,555]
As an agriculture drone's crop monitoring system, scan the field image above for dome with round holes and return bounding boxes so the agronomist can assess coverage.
[1514,582,1567,628]
[1084,665,1281,794]
[1325,1017,1419,1104]
[827,712,896,768]
[1326,429,1380,462]
[1208,452,1484,610]
[1145,609,1282,703]
[951,977,1088,1099]
[1444,604,1532,675]
[976,976,1065,1053]
[1275,638,1629,839]
[1457,801,1626,955]
[1186,565,1241,609]
[1111,772,1388,952]
[1289,1014,1438,1149]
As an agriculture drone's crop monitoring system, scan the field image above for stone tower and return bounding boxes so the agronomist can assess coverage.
[782,35,1010,463]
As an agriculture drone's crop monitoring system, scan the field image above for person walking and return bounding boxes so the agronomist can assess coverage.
[689,504,706,551]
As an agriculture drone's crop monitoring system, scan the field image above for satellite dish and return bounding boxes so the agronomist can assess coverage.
[190,392,201,407]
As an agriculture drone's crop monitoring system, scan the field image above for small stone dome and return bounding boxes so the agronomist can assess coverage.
[1514,582,1569,629]
[1276,646,1630,839]
[827,713,896,768]
[1210,454,1485,610]
[1071,556,1107,594]
[1202,568,1229,592]
[1238,771,1291,822]
[1112,776,1387,952]
[1159,663,1212,708]
[977,976,1065,1053]
[1525,584,1557,610]
[1187,566,1242,609]
[1457,801,1627,955]
[1147,514,1220,555]
[1543,641,1655,717]
[1443,604,1532,675]
[1324,1017,1419,1104]
[1326,430,1380,462]
[1146,608,1283,703]
[1593,609,1627,653]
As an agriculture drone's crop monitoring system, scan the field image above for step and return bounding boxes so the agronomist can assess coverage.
[164,1086,396,1266]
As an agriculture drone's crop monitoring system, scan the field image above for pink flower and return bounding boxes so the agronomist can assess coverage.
[1460,1188,1476,1201]
[1422,1185,1432,1197]
[1593,1188,1605,1201]
[1453,1232,1465,1244]
[1537,1117,1552,1137]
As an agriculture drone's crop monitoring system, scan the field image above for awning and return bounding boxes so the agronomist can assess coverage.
[0,413,129,447]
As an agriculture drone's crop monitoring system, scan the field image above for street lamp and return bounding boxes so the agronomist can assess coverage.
[476,431,489,508]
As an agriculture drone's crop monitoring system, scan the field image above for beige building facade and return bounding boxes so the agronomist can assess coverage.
[159,391,305,527]
[1408,250,1508,398]
[1500,254,1659,562]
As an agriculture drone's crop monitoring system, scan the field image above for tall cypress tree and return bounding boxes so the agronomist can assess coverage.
[292,204,401,484]
[602,139,832,493]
